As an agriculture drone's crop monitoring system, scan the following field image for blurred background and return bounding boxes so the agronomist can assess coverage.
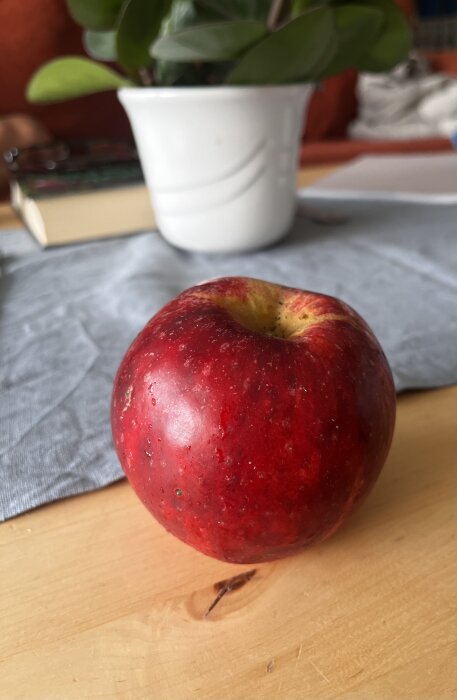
[0,0,456,196]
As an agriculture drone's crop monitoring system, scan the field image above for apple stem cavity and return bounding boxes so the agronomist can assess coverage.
[196,279,350,342]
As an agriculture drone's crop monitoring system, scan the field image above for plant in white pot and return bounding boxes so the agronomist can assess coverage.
[28,0,411,253]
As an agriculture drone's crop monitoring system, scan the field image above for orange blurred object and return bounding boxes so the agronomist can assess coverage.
[0,0,131,141]
[395,0,417,19]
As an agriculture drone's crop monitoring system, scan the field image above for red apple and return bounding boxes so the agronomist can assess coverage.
[111,277,395,564]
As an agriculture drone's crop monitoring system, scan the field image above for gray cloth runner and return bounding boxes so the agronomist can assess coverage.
[1,198,456,520]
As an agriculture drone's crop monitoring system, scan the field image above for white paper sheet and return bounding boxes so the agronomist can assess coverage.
[300,153,457,204]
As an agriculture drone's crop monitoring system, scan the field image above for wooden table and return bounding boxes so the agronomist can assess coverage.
[1,169,456,700]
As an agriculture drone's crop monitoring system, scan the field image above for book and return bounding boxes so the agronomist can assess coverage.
[11,180,156,247]
[300,153,457,204]
[6,141,156,246]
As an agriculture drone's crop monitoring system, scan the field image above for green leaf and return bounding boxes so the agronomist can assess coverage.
[194,0,237,18]
[26,57,132,103]
[154,61,196,85]
[155,1,221,87]
[356,0,412,72]
[227,7,336,85]
[152,21,267,62]
[292,0,329,15]
[116,0,172,70]
[196,0,272,20]
[160,0,230,35]
[83,29,117,62]
[65,0,124,30]
[162,0,200,33]
[318,4,384,78]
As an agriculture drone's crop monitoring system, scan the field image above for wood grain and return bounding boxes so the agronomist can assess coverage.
[297,165,338,189]
[1,386,455,700]
[1,168,455,699]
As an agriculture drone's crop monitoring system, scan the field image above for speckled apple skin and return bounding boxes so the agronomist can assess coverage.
[111,277,396,564]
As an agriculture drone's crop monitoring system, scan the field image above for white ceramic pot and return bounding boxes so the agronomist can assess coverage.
[118,84,312,254]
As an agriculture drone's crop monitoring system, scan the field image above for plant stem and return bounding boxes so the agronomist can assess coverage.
[267,0,286,30]
[138,67,154,86]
